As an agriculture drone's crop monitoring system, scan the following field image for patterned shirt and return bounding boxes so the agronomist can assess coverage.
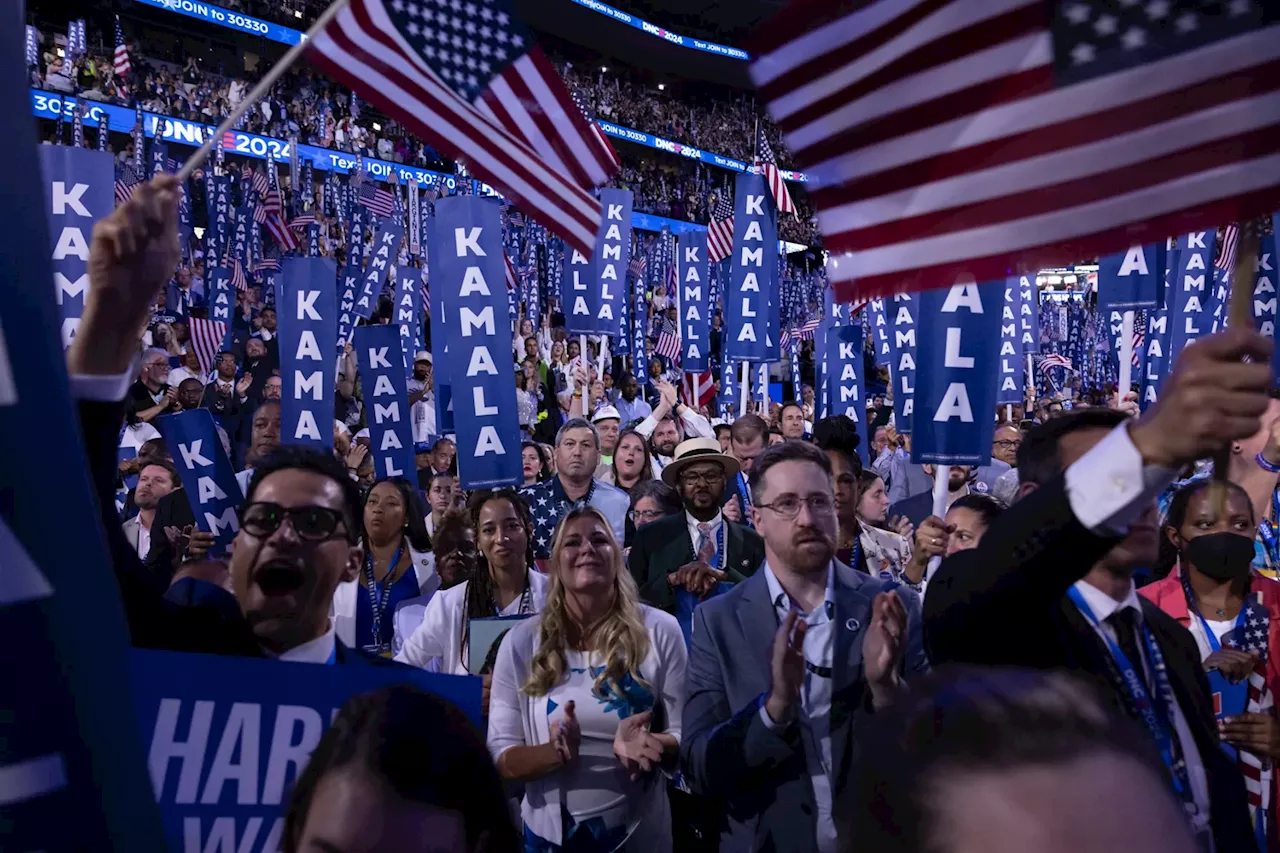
[519,476,629,559]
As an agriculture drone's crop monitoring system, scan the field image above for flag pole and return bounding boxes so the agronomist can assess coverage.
[1211,226,1260,513]
[926,465,950,582]
[176,0,350,182]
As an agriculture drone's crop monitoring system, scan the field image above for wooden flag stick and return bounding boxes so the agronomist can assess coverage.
[1210,225,1260,514]
[175,0,349,183]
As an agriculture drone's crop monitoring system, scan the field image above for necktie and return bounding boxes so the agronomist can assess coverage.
[696,523,716,564]
[1110,608,1149,688]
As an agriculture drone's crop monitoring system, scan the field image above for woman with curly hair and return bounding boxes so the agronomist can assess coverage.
[397,490,548,684]
[487,505,687,852]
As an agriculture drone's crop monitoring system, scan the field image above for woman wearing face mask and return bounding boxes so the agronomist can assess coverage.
[1141,479,1280,851]
[332,478,438,658]
[397,491,548,696]
[487,506,686,852]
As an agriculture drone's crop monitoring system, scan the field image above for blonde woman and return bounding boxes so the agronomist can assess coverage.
[488,506,686,852]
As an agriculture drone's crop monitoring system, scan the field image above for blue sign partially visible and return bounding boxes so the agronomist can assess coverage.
[134,0,304,42]
[159,409,243,555]
[355,324,417,480]
[278,257,337,450]
[132,647,481,853]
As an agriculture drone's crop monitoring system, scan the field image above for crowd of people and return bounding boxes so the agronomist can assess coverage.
[26,16,821,245]
[62,176,1280,852]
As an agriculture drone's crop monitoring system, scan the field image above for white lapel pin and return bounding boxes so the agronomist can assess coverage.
[845,618,860,632]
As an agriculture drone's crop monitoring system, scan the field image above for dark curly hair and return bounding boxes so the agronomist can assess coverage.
[458,489,536,670]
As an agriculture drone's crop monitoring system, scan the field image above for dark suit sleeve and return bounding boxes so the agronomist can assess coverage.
[628,524,674,612]
[899,585,930,679]
[723,528,764,585]
[923,475,1121,666]
[681,604,798,799]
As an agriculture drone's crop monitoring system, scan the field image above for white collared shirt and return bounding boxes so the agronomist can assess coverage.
[1071,579,1211,833]
[759,561,838,853]
[266,624,337,664]
[685,510,723,564]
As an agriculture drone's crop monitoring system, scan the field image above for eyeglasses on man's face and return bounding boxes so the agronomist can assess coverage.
[629,508,667,525]
[757,494,835,520]
[239,502,348,541]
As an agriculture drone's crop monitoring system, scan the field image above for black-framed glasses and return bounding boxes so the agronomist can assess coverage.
[679,470,726,487]
[992,440,1022,449]
[238,502,348,541]
[629,508,667,524]
[757,494,835,520]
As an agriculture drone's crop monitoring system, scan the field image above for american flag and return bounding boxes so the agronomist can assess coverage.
[681,369,717,410]
[307,0,619,255]
[504,251,519,291]
[1038,352,1074,374]
[113,15,131,80]
[1131,315,1145,369]
[355,171,395,218]
[230,259,248,292]
[629,253,647,282]
[655,315,681,361]
[263,188,299,252]
[1216,223,1241,276]
[290,214,318,230]
[756,127,795,216]
[1221,591,1274,819]
[708,189,734,263]
[187,317,228,376]
[254,256,281,273]
[750,1,1280,301]
[114,163,139,205]
[665,260,678,299]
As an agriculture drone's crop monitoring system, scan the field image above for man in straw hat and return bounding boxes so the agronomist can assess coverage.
[628,437,765,638]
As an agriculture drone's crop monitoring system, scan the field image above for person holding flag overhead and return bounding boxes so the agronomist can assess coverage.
[1143,478,1280,852]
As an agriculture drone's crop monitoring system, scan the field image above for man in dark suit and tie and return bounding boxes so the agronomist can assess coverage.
[683,440,929,853]
[925,329,1272,853]
[629,437,765,628]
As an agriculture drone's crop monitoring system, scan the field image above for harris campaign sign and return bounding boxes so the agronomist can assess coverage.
[997,282,1024,406]
[132,648,481,853]
[433,197,522,489]
[279,257,337,450]
[912,281,1003,467]
[354,324,416,479]
[359,222,403,321]
[886,293,918,432]
[159,409,243,556]
[723,172,776,363]
[591,188,632,337]
[679,231,711,372]
[38,146,113,349]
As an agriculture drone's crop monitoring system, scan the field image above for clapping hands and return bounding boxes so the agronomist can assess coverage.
[613,710,663,781]
[549,700,581,765]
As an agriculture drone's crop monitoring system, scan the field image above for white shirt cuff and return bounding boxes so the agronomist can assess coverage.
[69,372,134,403]
[1063,422,1178,535]
[758,703,787,733]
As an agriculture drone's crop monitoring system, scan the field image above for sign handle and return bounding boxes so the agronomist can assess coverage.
[579,333,589,419]
[926,464,949,582]
[175,0,350,182]
[739,359,750,418]
[1116,309,1134,407]
[1211,227,1261,514]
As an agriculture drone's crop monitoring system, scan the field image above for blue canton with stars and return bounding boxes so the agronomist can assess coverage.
[520,477,590,559]
[1051,0,1273,85]
[384,0,534,101]
[1222,593,1270,664]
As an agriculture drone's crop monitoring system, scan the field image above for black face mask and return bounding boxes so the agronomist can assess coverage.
[1184,532,1255,581]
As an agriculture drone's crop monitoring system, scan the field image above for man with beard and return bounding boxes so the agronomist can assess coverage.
[628,438,764,627]
[261,375,282,402]
[71,176,400,666]
[200,351,253,419]
[175,378,204,413]
[408,351,436,444]
[239,336,278,403]
[126,347,178,424]
[924,329,1273,852]
[237,401,282,491]
[122,461,179,560]
[682,440,928,853]
[637,380,715,478]
[519,418,628,559]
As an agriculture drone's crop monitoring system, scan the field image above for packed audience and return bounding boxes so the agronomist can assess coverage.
[26,18,821,245]
[63,172,1280,853]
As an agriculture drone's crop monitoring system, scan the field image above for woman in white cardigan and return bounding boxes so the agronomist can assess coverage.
[397,490,548,680]
[488,505,686,852]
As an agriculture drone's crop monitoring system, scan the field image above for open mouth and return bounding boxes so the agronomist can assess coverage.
[253,559,307,596]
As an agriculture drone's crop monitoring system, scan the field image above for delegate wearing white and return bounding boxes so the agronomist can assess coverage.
[332,544,440,657]
[487,605,687,849]
[395,568,549,674]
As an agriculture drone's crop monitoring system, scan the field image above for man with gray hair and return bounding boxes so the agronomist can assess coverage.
[126,347,178,424]
[519,417,629,558]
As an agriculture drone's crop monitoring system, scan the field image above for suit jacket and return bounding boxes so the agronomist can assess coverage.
[79,395,398,668]
[143,487,197,590]
[682,561,930,853]
[164,282,204,317]
[628,513,764,612]
[924,475,1257,853]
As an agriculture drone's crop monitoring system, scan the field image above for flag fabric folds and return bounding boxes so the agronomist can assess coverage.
[707,189,734,263]
[187,317,228,375]
[655,315,681,361]
[756,126,795,216]
[307,0,618,255]
[749,0,1280,301]
[113,16,131,82]
[681,370,717,409]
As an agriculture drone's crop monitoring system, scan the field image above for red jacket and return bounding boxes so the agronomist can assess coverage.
[1142,571,1280,852]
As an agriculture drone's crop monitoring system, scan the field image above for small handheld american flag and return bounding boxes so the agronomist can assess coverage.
[655,315,681,362]
[708,189,735,263]
[756,126,795,216]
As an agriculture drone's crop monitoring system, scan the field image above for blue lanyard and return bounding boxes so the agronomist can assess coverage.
[1179,569,1248,654]
[363,544,404,650]
[737,474,754,529]
[1066,587,1196,808]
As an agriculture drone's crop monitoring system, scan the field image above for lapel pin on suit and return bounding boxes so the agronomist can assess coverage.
[845,617,860,632]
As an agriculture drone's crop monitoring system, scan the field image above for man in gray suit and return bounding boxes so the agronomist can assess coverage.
[682,440,930,853]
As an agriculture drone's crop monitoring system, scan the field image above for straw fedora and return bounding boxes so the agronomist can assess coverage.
[661,437,740,486]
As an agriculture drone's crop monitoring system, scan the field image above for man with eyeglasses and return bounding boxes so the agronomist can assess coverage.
[683,440,928,853]
[628,438,764,633]
[126,347,178,424]
[69,176,400,667]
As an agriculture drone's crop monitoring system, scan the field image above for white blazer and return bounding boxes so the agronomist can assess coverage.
[333,544,439,655]
[487,605,687,848]
[395,568,550,675]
